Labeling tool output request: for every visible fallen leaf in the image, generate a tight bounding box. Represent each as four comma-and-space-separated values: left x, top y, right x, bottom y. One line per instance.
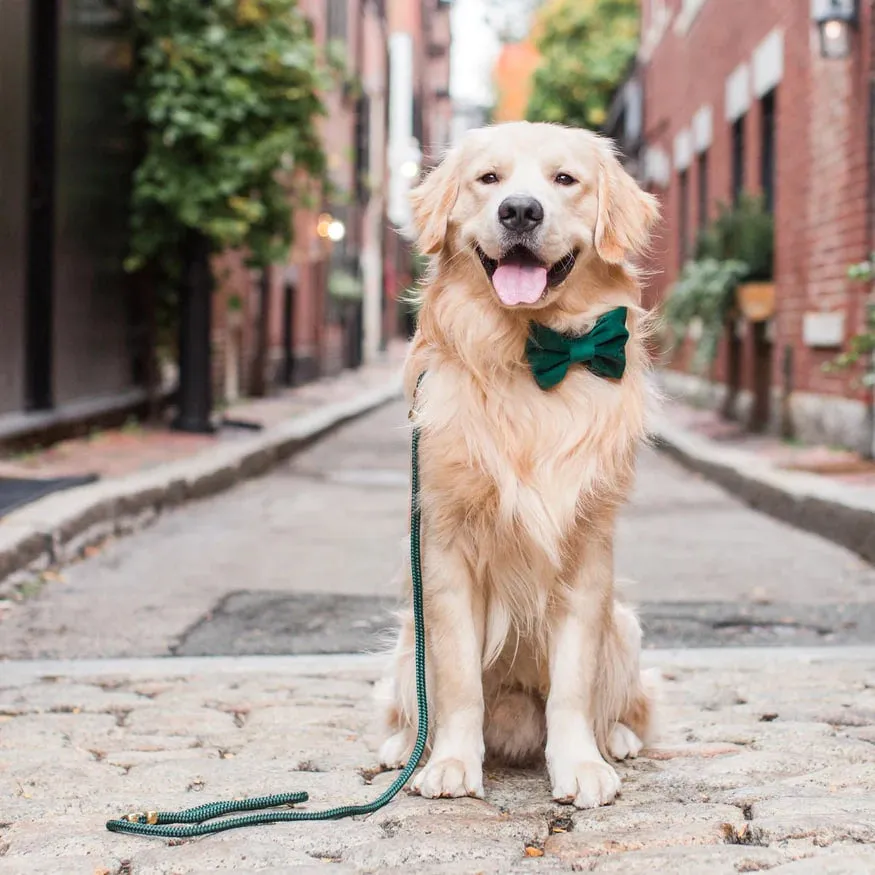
524, 846, 544, 857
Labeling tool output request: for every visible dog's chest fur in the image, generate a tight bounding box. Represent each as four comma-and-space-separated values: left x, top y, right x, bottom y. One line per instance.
417, 356, 645, 572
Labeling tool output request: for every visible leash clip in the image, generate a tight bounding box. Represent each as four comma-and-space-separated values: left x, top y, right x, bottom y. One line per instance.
125, 811, 158, 825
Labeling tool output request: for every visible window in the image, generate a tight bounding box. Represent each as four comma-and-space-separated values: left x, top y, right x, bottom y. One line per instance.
327, 0, 347, 42
354, 95, 370, 205
760, 90, 776, 213
697, 151, 709, 233
731, 116, 745, 205
678, 169, 689, 267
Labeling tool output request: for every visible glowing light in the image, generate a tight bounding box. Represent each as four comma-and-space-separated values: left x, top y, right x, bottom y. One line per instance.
824, 19, 843, 39
327, 220, 346, 242
316, 213, 333, 238
400, 160, 420, 179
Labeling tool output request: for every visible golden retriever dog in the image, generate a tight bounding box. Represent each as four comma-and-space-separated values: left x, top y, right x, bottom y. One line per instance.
378, 121, 660, 809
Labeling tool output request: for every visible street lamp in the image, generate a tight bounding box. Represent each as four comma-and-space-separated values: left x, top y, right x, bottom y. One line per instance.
812, 0, 858, 59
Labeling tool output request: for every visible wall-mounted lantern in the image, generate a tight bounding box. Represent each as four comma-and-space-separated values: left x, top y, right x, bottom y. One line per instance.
316, 213, 346, 243
811, 0, 858, 59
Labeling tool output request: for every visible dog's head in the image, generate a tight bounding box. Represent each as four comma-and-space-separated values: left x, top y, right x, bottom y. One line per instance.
410, 122, 659, 310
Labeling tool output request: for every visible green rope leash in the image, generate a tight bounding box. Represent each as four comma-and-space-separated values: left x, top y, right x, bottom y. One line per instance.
106, 396, 428, 838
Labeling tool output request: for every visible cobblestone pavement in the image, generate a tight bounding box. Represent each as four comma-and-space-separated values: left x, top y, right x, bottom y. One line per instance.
2, 649, 875, 874
3, 402, 875, 872
1, 402, 874, 659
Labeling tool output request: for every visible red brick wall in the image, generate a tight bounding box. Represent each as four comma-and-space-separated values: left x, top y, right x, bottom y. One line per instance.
642, 0, 872, 404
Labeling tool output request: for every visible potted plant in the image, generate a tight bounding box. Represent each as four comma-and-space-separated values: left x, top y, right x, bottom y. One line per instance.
697, 194, 775, 321
664, 257, 749, 373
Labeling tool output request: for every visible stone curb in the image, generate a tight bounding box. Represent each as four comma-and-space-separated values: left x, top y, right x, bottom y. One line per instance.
4, 645, 875, 684
653, 415, 875, 565
0, 377, 403, 591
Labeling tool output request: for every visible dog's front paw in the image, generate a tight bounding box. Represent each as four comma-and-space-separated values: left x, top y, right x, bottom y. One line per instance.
379, 730, 415, 769
412, 756, 484, 799
550, 759, 620, 809
607, 723, 643, 761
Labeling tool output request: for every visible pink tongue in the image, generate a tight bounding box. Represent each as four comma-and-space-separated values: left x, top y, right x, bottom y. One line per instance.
492, 264, 548, 306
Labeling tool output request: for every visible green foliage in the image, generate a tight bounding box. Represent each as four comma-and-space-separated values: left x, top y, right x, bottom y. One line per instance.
526, 0, 639, 130
848, 256, 875, 282
695, 194, 774, 281
665, 195, 773, 369
824, 256, 875, 388
127, 0, 327, 274
328, 269, 364, 300
664, 258, 749, 372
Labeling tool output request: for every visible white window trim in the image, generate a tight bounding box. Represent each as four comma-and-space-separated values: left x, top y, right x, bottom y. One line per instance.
725, 62, 752, 122
692, 105, 713, 154
643, 146, 671, 189
675, 0, 709, 36
674, 129, 692, 172
639, 0, 673, 63
753, 29, 784, 98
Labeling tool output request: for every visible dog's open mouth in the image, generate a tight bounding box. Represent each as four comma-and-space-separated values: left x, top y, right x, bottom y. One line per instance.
476, 245, 578, 306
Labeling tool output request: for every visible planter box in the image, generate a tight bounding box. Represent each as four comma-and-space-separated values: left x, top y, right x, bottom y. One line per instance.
736, 282, 775, 322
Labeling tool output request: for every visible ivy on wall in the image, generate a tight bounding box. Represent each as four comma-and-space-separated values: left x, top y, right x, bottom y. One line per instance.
127, 0, 327, 274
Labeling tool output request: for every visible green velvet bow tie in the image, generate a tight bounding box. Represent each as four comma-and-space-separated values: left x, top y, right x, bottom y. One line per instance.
525, 306, 629, 390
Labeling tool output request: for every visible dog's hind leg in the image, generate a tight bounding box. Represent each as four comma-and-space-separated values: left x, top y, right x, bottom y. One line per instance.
376, 609, 419, 768
595, 601, 660, 761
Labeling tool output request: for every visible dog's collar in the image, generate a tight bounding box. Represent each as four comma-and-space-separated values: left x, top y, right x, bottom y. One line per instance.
525, 307, 629, 390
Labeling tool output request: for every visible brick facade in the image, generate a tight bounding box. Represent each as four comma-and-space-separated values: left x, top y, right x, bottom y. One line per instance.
639, 0, 873, 451
211, 0, 390, 403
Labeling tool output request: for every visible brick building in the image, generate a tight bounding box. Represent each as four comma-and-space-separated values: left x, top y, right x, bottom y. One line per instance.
212, 0, 392, 400
385, 0, 453, 337
213, 0, 454, 400
634, 0, 874, 454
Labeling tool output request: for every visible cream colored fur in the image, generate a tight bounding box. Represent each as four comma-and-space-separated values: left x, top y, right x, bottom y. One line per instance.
378, 122, 661, 809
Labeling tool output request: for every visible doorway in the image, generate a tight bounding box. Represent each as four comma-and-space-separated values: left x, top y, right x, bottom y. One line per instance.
25, 0, 59, 411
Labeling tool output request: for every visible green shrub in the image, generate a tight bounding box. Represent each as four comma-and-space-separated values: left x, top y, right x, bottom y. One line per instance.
127, 0, 327, 274
665, 258, 749, 371
695, 194, 774, 281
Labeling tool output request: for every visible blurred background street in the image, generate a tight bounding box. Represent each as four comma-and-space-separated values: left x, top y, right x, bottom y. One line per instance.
2, 0, 875, 872
2, 402, 875, 662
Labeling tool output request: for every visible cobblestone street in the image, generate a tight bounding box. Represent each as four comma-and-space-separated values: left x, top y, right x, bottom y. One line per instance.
2, 650, 875, 873
2, 401, 875, 872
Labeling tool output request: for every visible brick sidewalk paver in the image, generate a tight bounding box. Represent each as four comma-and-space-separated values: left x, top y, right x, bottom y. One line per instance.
663, 400, 875, 489
0, 342, 408, 482
2, 649, 875, 873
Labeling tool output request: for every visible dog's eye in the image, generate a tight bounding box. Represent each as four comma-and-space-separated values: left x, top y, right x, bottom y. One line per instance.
554, 173, 577, 186
478, 172, 499, 185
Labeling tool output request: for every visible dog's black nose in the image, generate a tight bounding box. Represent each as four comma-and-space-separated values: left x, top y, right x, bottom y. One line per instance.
498, 196, 544, 232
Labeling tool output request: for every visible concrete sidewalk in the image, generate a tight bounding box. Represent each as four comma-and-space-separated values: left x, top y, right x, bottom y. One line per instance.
0, 346, 406, 594
653, 400, 875, 565
2, 648, 875, 874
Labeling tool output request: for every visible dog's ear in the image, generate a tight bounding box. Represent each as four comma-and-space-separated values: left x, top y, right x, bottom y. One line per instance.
593, 140, 659, 264
409, 149, 461, 256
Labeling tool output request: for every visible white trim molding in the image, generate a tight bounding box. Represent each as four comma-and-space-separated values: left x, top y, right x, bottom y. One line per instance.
675, 0, 709, 35
753, 29, 784, 98
673, 128, 692, 172
643, 146, 672, 189
639, 0, 673, 62
725, 62, 752, 122
692, 105, 713, 154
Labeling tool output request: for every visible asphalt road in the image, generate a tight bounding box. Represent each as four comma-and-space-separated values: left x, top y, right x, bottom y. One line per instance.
2, 401, 874, 660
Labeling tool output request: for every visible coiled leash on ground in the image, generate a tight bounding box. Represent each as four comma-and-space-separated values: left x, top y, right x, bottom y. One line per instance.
106, 389, 428, 838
